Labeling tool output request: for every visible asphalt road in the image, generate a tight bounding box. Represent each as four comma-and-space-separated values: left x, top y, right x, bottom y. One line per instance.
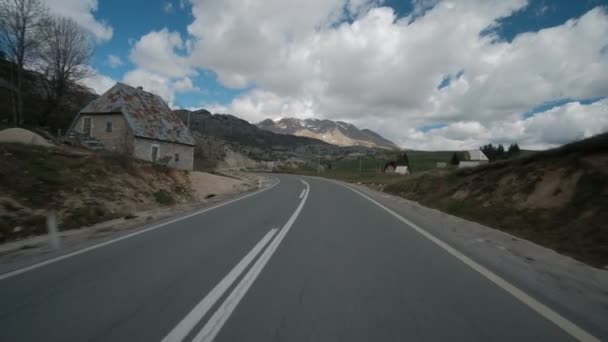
0, 175, 600, 341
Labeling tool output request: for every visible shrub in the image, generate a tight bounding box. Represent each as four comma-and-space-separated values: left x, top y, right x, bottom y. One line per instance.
154, 190, 175, 205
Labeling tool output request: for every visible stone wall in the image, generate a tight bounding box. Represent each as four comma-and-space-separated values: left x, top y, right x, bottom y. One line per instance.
73, 114, 129, 153
132, 138, 194, 170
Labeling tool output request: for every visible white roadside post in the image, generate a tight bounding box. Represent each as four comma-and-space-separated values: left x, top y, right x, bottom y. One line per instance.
259, 178, 262, 189
47, 210, 61, 250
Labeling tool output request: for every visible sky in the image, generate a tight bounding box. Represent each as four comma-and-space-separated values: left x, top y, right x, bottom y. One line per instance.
46, 0, 608, 150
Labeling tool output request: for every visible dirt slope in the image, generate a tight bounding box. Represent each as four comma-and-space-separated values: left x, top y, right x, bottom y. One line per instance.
0, 143, 194, 242
383, 133, 608, 267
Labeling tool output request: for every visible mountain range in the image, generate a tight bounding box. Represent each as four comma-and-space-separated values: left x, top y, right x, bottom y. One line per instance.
257, 118, 398, 149
173, 109, 388, 170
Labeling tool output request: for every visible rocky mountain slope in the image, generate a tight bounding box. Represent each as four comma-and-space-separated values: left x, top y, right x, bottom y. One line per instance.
174, 109, 390, 170
257, 118, 398, 149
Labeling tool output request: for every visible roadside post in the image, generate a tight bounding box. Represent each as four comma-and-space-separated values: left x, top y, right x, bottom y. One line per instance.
47, 210, 61, 250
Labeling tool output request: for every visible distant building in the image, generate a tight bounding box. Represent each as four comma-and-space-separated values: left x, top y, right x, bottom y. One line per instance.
69, 82, 195, 170
436, 162, 447, 168
458, 149, 489, 168
395, 166, 409, 175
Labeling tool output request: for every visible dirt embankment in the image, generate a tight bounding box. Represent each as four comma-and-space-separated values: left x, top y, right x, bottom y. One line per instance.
0, 143, 199, 242
0, 142, 263, 247
383, 133, 608, 268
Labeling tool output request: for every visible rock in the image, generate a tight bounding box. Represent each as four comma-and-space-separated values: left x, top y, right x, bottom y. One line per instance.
13, 226, 22, 233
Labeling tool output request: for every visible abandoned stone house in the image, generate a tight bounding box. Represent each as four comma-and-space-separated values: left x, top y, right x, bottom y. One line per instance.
69, 82, 195, 170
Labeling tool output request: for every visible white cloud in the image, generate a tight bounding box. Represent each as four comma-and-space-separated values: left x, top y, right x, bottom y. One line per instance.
106, 54, 123, 68
122, 69, 175, 105
164, 2, 174, 13
400, 99, 608, 150
180, 0, 608, 149
81, 68, 116, 95
43, 0, 113, 41
173, 77, 199, 93
129, 28, 195, 78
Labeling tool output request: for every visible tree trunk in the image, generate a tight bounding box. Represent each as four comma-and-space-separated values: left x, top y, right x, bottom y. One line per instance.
16, 69, 23, 125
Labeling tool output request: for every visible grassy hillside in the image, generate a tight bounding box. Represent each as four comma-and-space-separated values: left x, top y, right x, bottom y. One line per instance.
0, 143, 193, 242
382, 134, 608, 267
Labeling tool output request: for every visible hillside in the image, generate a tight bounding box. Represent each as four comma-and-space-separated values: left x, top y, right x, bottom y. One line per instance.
257, 117, 398, 149
0, 143, 194, 242
380, 133, 608, 267
174, 109, 390, 170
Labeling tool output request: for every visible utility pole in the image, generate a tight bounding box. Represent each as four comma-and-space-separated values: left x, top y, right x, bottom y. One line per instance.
359, 156, 362, 176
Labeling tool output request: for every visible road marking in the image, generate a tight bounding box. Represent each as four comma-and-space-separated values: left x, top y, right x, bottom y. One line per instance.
0, 178, 281, 282
342, 183, 600, 342
161, 228, 278, 342
299, 189, 306, 199
192, 180, 310, 342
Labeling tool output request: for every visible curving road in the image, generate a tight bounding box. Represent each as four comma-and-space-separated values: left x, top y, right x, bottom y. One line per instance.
0, 175, 602, 341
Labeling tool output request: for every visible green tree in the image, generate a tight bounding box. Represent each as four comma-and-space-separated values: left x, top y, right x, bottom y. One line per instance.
508, 143, 521, 156
450, 152, 460, 165
397, 152, 409, 166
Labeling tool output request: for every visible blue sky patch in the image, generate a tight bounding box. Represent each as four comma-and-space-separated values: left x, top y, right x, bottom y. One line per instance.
523, 97, 606, 118
437, 70, 464, 90
418, 123, 448, 133
483, 0, 606, 42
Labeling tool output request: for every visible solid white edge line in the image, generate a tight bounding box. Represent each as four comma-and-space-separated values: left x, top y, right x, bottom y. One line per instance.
0, 178, 281, 282
161, 228, 278, 342
192, 179, 311, 342
340, 182, 599, 342
299, 189, 306, 199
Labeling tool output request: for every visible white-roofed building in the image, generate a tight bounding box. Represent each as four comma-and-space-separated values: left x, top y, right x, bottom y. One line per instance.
458, 150, 489, 168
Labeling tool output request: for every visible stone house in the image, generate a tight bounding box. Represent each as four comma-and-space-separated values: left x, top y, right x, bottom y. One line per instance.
69, 82, 195, 170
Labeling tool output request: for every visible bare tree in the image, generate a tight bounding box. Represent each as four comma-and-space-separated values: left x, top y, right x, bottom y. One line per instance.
38, 16, 92, 125
0, 0, 47, 125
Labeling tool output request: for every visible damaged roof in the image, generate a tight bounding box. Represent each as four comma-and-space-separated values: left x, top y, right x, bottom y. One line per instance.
79, 82, 194, 146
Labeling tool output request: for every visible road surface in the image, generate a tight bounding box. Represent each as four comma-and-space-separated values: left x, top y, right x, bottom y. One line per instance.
0, 175, 602, 341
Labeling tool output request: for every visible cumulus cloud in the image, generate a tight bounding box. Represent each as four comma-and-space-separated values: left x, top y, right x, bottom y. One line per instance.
100, 0, 606, 148
123, 28, 202, 106
129, 28, 195, 78
106, 54, 123, 68
43, 0, 113, 41
401, 99, 608, 150
81, 68, 116, 95
122, 69, 176, 105
173, 77, 199, 93
179, 0, 608, 149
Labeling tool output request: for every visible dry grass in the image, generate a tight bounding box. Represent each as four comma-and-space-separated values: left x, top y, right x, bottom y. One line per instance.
0, 143, 193, 242
382, 134, 608, 267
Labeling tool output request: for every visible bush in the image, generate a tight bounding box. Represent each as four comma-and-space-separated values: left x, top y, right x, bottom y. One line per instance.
154, 190, 175, 205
